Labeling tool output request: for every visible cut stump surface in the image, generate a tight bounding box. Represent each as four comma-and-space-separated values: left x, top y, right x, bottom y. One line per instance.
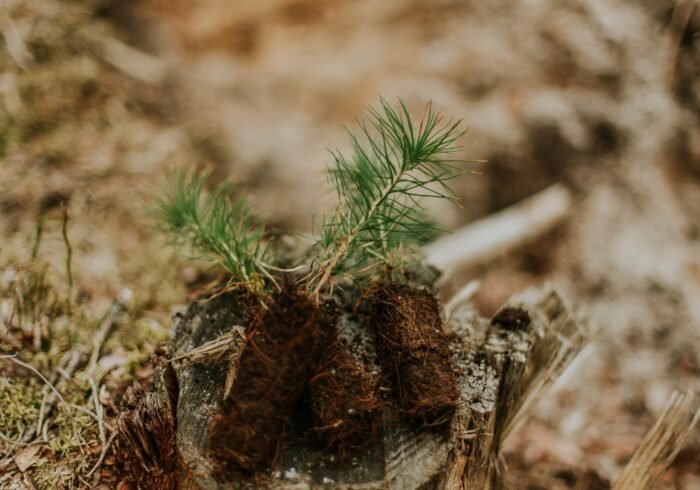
168, 287, 586, 489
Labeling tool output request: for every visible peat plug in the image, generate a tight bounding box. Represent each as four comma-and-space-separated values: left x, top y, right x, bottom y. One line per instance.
372, 284, 458, 427
209, 287, 328, 474
308, 333, 380, 451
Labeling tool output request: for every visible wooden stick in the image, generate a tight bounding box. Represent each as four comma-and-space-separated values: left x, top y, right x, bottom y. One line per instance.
424, 184, 572, 272
613, 391, 700, 490
443, 280, 480, 321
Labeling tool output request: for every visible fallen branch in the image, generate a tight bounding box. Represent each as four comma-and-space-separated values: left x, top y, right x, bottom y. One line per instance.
424, 184, 572, 272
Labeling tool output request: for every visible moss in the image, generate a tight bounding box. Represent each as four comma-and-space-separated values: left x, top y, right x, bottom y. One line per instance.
0, 377, 43, 440
0, 0, 193, 486
0, 250, 177, 486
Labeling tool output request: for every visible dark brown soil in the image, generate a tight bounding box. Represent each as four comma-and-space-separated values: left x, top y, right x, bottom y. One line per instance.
308, 335, 380, 452
209, 286, 329, 475
370, 284, 458, 428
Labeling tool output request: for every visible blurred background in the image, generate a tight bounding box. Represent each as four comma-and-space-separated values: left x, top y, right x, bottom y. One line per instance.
1, 0, 700, 487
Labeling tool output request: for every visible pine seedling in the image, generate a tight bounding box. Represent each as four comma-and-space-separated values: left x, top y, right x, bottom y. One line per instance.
305, 99, 470, 300
150, 168, 277, 294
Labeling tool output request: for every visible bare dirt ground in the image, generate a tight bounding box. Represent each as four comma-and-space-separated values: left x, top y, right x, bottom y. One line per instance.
1, 0, 699, 487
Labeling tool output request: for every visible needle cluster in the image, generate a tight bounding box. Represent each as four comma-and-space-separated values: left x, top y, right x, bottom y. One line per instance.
306, 99, 469, 297
150, 169, 274, 292
151, 100, 470, 298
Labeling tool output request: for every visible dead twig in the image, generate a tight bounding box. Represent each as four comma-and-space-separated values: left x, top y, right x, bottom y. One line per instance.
87, 305, 118, 376
443, 280, 480, 321
80, 304, 120, 480
88, 377, 106, 456
87, 430, 117, 478
89, 34, 166, 83
169, 325, 246, 365
61, 205, 73, 317
34, 349, 82, 444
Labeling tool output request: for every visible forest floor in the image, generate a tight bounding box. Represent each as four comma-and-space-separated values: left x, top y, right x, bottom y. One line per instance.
1, 0, 699, 488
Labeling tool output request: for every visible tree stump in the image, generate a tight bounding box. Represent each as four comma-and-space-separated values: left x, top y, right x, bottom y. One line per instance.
123, 287, 586, 489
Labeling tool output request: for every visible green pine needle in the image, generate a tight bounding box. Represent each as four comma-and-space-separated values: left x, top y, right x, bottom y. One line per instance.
306, 99, 471, 298
149, 168, 275, 292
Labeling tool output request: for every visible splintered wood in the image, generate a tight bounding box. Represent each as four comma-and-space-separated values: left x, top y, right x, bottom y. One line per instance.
163, 286, 588, 489
612, 391, 700, 490
115, 392, 177, 489
443, 287, 587, 490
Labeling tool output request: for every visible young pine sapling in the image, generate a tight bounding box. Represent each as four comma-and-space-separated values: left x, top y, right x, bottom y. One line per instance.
151, 99, 471, 474
306, 100, 468, 432
150, 168, 275, 294
151, 169, 330, 474
305, 100, 465, 299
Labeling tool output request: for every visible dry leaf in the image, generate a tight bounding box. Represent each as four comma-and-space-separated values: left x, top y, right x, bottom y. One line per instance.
14, 445, 40, 472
